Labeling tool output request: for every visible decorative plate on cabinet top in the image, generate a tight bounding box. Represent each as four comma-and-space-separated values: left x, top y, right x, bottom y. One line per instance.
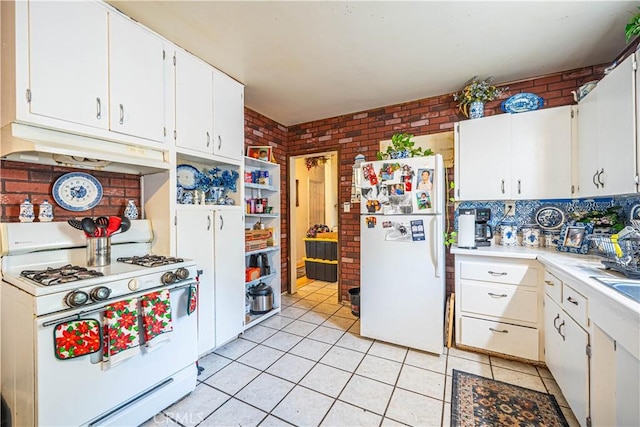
501, 93, 544, 114
176, 164, 200, 190
535, 206, 566, 230
52, 172, 103, 212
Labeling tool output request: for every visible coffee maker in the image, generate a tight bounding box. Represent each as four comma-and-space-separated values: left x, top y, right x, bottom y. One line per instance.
475, 208, 493, 246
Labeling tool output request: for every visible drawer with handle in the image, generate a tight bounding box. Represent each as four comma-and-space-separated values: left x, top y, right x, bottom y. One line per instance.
460, 260, 538, 287
461, 282, 538, 323
544, 270, 562, 303
562, 282, 588, 327
460, 316, 539, 361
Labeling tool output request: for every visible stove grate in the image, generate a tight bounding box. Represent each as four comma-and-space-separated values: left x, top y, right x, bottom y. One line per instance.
116, 254, 185, 268
20, 264, 104, 286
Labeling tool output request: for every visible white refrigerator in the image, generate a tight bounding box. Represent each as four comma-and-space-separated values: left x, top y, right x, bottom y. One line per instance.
359, 154, 445, 354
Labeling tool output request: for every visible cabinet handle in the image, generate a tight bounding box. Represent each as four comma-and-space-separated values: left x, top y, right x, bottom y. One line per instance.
206, 132, 211, 148
219, 214, 224, 230
517, 179, 521, 194
488, 292, 507, 298
501, 179, 505, 194
558, 320, 566, 341
544, 280, 555, 286
119, 104, 124, 125
488, 271, 507, 276
597, 168, 605, 187
96, 97, 102, 119
207, 215, 211, 231
218, 135, 222, 150
489, 328, 509, 334
592, 170, 599, 188
566, 296, 579, 305
553, 314, 560, 330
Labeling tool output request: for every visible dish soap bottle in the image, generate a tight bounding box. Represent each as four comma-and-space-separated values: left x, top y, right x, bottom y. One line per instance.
124, 200, 139, 220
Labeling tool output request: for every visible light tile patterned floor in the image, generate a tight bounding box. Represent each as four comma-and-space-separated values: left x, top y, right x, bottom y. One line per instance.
141, 280, 580, 427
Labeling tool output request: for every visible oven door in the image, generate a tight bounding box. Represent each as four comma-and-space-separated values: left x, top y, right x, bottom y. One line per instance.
35, 282, 197, 426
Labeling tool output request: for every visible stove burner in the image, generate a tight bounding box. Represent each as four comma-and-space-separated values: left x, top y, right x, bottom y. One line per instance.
20, 264, 104, 286
117, 254, 184, 268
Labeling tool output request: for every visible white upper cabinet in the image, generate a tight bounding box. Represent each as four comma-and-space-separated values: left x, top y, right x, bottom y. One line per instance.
174, 50, 214, 154
577, 54, 637, 197
28, 1, 108, 130
455, 106, 574, 201
108, 13, 167, 142
511, 106, 573, 199
213, 70, 245, 162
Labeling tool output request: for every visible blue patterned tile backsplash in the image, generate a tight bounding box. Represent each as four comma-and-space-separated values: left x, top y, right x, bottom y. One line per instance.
455, 195, 640, 232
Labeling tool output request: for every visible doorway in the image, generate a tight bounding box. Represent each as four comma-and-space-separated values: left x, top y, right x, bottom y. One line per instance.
289, 151, 339, 295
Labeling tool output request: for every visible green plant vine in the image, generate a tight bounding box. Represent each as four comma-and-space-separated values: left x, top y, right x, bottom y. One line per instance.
443, 177, 457, 247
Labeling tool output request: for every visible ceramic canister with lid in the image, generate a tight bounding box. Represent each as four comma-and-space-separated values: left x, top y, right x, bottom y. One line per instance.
521, 224, 541, 247
500, 219, 518, 246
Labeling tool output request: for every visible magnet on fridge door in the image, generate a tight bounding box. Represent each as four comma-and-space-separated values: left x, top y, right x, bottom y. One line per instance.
366, 216, 377, 228
416, 191, 431, 210
382, 221, 392, 228
411, 220, 425, 241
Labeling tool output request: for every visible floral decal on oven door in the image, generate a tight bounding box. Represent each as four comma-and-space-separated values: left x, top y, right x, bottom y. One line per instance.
53, 319, 102, 360
141, 289, 173, 343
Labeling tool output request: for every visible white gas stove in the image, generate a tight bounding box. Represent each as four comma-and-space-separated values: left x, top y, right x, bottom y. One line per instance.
1, 220, 198, 427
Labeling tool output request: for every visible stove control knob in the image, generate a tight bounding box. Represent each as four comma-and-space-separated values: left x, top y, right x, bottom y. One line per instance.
90, 286, 111, 301
65, 290, 89, 308
128, 279, 139, 291
175, 268, 190, 281
161, 271, 176, 285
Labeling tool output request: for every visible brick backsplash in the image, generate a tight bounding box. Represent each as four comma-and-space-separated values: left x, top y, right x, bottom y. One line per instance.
0, 161, 141, 222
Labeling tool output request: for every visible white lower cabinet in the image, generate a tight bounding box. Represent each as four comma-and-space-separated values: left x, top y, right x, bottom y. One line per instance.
454, 255, 542, 361
176, 208, 244, 355
543, 270, 590, 427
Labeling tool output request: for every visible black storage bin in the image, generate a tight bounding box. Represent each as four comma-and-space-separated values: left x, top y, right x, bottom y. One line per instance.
304, 259, 338, 282
304, 239, 338, 261
348, 287, 360, 317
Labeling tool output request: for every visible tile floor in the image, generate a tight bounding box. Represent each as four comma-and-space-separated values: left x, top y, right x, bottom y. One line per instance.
142, 280, 580, 427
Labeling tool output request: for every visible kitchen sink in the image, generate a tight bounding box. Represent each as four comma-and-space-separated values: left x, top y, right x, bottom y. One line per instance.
591, 276, 640, 304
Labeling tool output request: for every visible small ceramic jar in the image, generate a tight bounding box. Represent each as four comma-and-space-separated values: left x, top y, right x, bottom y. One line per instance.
545, 231, 561, 248
500, 220, 518, 246
124, 200, 139, 220
38, 199, 54, 222
19, 198, 35, 223
521, 224, 540, 248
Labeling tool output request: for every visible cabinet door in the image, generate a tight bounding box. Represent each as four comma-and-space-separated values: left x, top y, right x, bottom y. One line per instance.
615, 343, 640, 426
175, 50, 213, 153
558, 311, 589, 427
28, 1, 108, 129
213, 210, 245, 346
576, 87, 600, 197
456, 114, 511, 200
511, 107, 573, 199
544, 295, 563, 382
176, 210, 216, 355
597, 55, 637, 195
590, 323, 616, 427
109, 13, 166, 142
213, 70, 245, 161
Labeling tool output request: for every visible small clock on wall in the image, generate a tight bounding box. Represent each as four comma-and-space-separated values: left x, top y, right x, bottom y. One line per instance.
52, 172, 103, 211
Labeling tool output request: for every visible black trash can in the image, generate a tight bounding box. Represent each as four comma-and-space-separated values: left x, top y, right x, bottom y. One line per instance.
348, 287, 360, 317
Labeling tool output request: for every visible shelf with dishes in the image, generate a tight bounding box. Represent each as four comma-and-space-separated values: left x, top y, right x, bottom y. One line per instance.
245, 245, 280, 257
245, 271, 279, 287
175, 157, 241, 207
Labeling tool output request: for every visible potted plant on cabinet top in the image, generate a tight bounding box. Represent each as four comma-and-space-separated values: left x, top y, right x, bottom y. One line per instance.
626, 6, 640, 43
376, 133, 433, 160
453, 76, 507, 119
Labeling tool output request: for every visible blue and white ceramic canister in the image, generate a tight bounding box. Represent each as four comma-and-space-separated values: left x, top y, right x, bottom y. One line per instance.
19, 198, 35, 223
38, 199, 54, 222
124, 200, 139, 220
521, 224, 540, 248
500, 220, 518, 246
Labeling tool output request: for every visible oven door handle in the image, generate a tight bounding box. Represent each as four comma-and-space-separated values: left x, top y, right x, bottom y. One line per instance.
42, 282, 195, 327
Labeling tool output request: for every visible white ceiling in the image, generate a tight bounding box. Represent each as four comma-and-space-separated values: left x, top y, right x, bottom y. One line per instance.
108, 1, 638, 126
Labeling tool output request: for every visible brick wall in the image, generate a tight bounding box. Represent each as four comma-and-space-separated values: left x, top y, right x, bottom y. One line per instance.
244, 108, 289, 291
0, 161, 141, 222
286, 63, 607, 301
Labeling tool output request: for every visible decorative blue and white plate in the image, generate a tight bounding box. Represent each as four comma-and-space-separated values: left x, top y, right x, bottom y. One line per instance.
535, 206, 565, 230
176, 164, 200, 190
52, 172, 103, 212
501, 93, 544, 114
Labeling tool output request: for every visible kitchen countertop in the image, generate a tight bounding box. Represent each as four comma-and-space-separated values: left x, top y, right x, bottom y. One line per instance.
451, 244, 640, 359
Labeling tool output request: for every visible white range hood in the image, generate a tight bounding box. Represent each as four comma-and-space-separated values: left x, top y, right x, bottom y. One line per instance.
1, 122, 171, 175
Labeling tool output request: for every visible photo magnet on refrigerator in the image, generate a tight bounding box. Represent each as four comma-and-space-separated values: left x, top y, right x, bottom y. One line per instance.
411, 220, 425, 241
366, 216, 377, 228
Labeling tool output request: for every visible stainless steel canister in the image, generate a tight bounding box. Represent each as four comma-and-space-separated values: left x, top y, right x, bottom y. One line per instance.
86, 237, 111, 267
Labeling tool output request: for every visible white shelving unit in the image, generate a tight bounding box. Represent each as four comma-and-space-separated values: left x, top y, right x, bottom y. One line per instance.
244, 156, 281, 329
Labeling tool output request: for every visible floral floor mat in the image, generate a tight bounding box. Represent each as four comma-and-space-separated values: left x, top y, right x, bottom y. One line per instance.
451, 369, 569, 427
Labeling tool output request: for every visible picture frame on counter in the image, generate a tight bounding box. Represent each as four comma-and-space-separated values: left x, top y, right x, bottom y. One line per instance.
557, 222, 594, 255
247, 146, 273, 162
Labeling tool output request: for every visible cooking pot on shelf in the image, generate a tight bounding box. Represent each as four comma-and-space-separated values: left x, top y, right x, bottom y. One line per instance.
247, 282, 273, 314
